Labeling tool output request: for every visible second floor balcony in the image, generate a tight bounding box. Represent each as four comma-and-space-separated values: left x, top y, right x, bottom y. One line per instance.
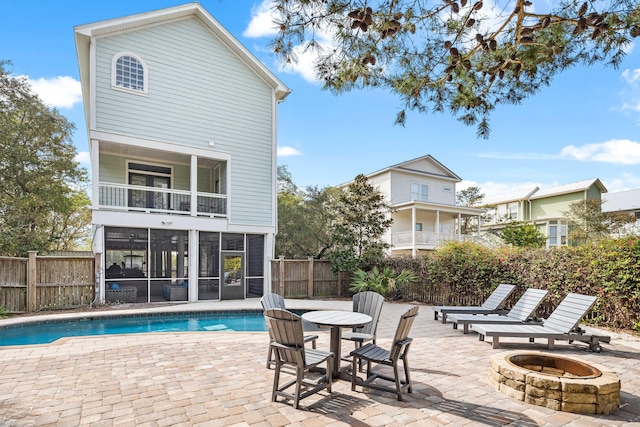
98, 183, 226, 217
391, 231, 476, 249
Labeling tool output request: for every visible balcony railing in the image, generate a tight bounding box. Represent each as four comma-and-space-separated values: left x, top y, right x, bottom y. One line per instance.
391, 231, 475, 247
98, 183, 227, 217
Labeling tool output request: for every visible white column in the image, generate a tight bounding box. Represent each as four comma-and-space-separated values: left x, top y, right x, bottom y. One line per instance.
436, 210, 440, 244
411, 206, 417, 258
189, 229, 198, 302
90, 139, 100, 211
190, 155, 198, 216
458, 213, 462, 240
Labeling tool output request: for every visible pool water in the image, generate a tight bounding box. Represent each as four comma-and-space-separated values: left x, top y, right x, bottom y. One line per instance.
0, 312, 268, 346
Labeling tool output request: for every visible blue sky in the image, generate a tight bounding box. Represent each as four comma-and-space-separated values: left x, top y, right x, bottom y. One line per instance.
2, 0, 640, 197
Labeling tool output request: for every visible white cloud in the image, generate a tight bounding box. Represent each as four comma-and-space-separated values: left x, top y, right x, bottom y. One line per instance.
243, 0, 333, 84
277, 146, 302, 156
23, 75, 82, 109
622, 68, 640, 87
277, 43, 329, 83
560, 139, 640, 165
602, 173, 640, 193
243, 1, 278, 38
75, 151, 90, 164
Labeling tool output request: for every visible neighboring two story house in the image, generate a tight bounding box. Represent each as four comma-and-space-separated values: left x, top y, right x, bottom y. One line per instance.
481, 179, 607, 248
352, 155, 485, 257
75, 4, 290, 303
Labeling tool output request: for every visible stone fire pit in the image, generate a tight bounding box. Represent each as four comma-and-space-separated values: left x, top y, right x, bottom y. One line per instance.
488, 352, 620, 414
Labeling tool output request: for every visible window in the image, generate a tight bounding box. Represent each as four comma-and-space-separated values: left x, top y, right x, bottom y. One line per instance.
485, 208, 495, 223
549, 221, 558, 246
415, 223, 423, 232
508, 203, 518, 220
127, 162, 172, 210
112, 53, 146, 93
548, 220, 568, 247
411, 182, 428, 202
442, 185, 452, 193
497, 204, 507, 220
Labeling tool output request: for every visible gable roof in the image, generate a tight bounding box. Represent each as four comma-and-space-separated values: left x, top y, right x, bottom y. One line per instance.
602, 188, 640, 212
482, 179, 607, 206
365, 154, 462, 182
482, 187, 539, 206
529, 178, 607, 199
75, 3, 290, 126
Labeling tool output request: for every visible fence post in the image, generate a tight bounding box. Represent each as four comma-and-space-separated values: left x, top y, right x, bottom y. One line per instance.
307, 257, 314, 298
278, 256, 285, 296
27, 251, 37, 312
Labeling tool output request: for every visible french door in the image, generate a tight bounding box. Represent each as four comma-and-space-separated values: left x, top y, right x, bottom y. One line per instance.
128, 173, 170, 210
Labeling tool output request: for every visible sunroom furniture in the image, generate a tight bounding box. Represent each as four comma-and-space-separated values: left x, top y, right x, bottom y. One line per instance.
163, 285, 188, 301
431, 283, 515, 323
447, 288, 548, 333
263, 308, 334, 409
105, 286, 137, 303
350, 306, 419, 401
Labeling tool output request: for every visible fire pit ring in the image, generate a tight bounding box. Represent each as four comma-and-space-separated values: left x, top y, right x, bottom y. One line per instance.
488, 352, 620, 414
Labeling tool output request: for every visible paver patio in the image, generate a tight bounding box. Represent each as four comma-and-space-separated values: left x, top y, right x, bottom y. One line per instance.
0, 299, 638, 426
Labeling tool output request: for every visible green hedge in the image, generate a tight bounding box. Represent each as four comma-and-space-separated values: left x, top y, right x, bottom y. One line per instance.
381, 238, 640, 332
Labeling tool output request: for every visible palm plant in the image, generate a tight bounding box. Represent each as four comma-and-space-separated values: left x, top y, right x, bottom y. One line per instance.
349, 266, 419, 297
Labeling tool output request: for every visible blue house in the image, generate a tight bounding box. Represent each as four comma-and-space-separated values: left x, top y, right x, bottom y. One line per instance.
75, 4, 290, 302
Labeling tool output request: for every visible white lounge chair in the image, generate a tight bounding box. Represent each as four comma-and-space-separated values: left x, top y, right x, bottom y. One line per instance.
473, 293, 611, 352
447, 288, 548, 334
431, 283, 515, 324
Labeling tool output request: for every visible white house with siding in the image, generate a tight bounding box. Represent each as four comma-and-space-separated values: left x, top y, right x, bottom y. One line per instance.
75, 3, 290, 303
350, 155, 485, 257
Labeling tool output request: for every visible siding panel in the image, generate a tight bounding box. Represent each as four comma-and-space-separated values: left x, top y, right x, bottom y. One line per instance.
94, 17, 276, 226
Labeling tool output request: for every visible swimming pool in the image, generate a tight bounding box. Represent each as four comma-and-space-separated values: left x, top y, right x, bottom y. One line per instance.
0, 311, 269, 346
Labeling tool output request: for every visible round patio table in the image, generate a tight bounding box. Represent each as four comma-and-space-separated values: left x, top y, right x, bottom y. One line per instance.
302, 310, 372, 379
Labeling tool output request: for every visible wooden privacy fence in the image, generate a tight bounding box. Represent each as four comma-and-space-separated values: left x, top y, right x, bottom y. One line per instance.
270, 257, 352, 298
0, 251, 98, 313
269, 257, 489, 305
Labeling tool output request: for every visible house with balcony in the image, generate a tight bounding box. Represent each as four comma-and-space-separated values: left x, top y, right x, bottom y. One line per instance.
74, 4, 290, 303
350, 155, 485, 257
481, 178, 607, 248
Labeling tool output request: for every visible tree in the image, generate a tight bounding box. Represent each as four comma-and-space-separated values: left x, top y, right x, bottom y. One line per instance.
0, 61, 89, 256
275, 165, 337, 258
270, 1, 639, 137
328, 174, 393, 273
564, 198, 635, 245
500, 221, 546, 247
456, 185, 484, 234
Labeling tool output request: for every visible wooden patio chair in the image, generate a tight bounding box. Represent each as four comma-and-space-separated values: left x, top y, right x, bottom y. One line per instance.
342, 291, 384, 371
431, 283, 516, 323
263, 308, 333, 409
261, 293, 319, 368
350, 306, 419, 401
